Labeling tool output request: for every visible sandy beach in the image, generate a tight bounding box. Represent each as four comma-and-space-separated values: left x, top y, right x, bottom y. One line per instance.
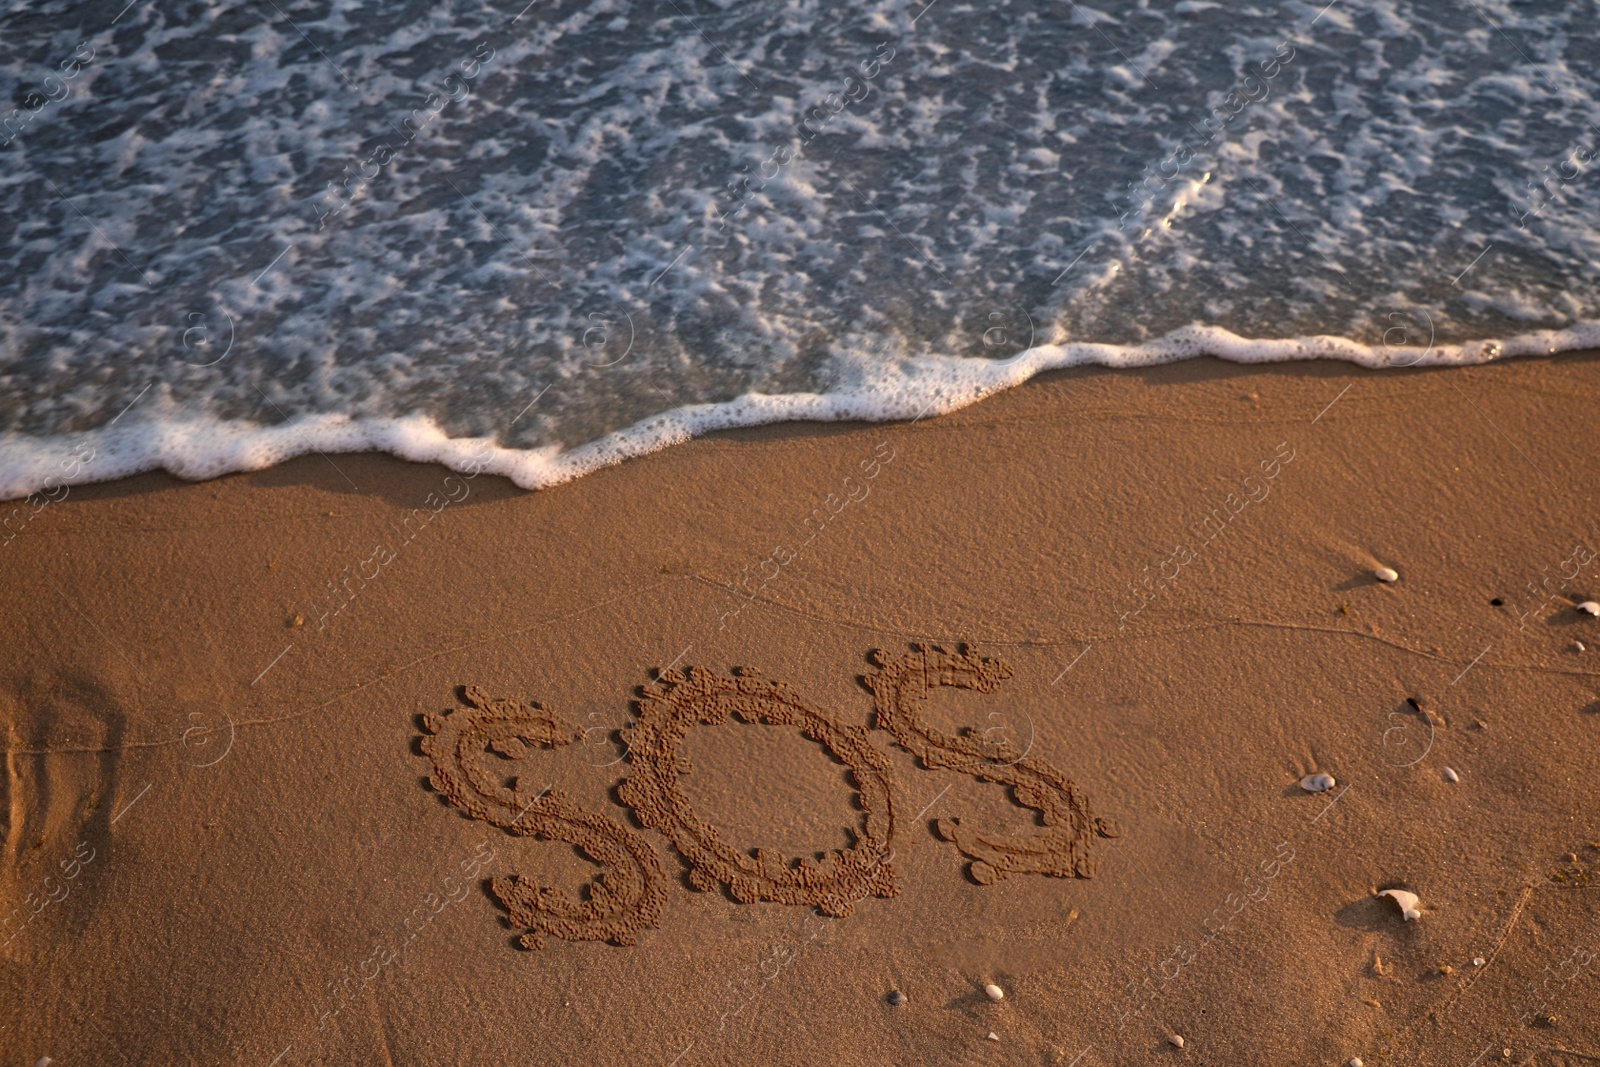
5, 353, 1600, 1066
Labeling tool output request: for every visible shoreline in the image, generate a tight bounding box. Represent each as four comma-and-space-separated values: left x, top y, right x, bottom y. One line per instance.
4, 328, 1599, 505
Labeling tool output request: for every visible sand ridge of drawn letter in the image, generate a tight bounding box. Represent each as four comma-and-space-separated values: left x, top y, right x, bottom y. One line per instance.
864, 644, 1121, 883
420, 685, 668, 949
617, 665, 899, 917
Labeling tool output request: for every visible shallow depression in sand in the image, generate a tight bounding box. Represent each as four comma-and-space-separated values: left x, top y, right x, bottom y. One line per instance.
677, 717, 861, 861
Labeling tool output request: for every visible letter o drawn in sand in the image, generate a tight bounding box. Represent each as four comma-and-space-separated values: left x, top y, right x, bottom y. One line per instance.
617, 665, 899, 917
420, 686, 668, 950
863, 644, 1121, 884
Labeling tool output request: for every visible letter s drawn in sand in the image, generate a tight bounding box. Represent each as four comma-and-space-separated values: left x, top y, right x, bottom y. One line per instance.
863, 644, 1120, 885
420, 686, 668, 949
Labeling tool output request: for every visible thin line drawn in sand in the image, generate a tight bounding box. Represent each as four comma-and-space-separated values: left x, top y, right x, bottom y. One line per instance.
1372, 884, 1600, 1067
420, 685, 667, 949
617, 665, 899, 917
1446, 885, 1537, 1011
863, 643, 1120, 884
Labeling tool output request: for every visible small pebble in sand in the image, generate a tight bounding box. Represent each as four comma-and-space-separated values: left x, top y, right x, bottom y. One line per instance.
986, 1031, 1000, 1042
1379, 888, 1422, 921
1443, 767, 1460, 783
1349, 1058, 1364, 1067
1169, 1034, 1185, 1049
887, 991, 905, 1006
1301, 772, 1337, 792
1565, 852, 1579, 863
1501, 1050, 1512, 1060
37, 1059, 52, 1067
1374, 566, 1399, 583
984, 983, 1004, 1001
1572, 641, 1586, 653
1579, 601, 1600, 616
1473, 956, 1486, 966
1439, 964, 1454, 976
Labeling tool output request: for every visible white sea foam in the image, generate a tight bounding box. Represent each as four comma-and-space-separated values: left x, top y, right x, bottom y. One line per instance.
4, 320, 1595, 501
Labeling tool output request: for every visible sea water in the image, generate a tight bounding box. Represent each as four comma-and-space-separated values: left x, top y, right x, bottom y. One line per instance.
0, 0, 1595, 497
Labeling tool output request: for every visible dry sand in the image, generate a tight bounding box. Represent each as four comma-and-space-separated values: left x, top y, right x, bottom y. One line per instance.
5, 354, 1600, 1065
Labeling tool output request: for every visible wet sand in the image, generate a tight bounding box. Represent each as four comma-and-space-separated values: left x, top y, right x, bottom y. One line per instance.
5, 353, 1600, 1065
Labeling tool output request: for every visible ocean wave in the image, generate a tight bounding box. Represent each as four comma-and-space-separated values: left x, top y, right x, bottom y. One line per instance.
3, 320, 1594, 501
3, 0, 1598, 499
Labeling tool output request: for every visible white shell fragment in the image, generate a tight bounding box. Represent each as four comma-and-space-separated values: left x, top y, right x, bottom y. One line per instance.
1301, 772, 1337, 792
986, 1032, 1000, 1042
1350, 1059, 1365, 1067
1380, 888, 1422, 921
984, 983, 1004, 1001
1169, 1034, 1185, 1049
1579, 601, 1599, 616
1473, 956, 1486, 967
1443, 767, 1460, 783
1374, 566, 1399, 583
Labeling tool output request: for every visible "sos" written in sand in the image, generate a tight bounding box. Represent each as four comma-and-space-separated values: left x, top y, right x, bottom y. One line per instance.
418, 644, 1120, 950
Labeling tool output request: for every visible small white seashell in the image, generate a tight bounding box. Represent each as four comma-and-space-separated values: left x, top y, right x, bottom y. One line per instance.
1301, 772, 1337, 792
986, 1031, 1000, 1042
1473, 956, 1486, 967
1579, 601, 1599, 616
1379, 888, 1422, 921
1350, 1058, 1365, 1067
1169, 1034, 1185, 1049
1574, 641, 1587, 653
1374, 566, 1399, 583
984, 983, 1004, 1001
1443, 767, 1460, 783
